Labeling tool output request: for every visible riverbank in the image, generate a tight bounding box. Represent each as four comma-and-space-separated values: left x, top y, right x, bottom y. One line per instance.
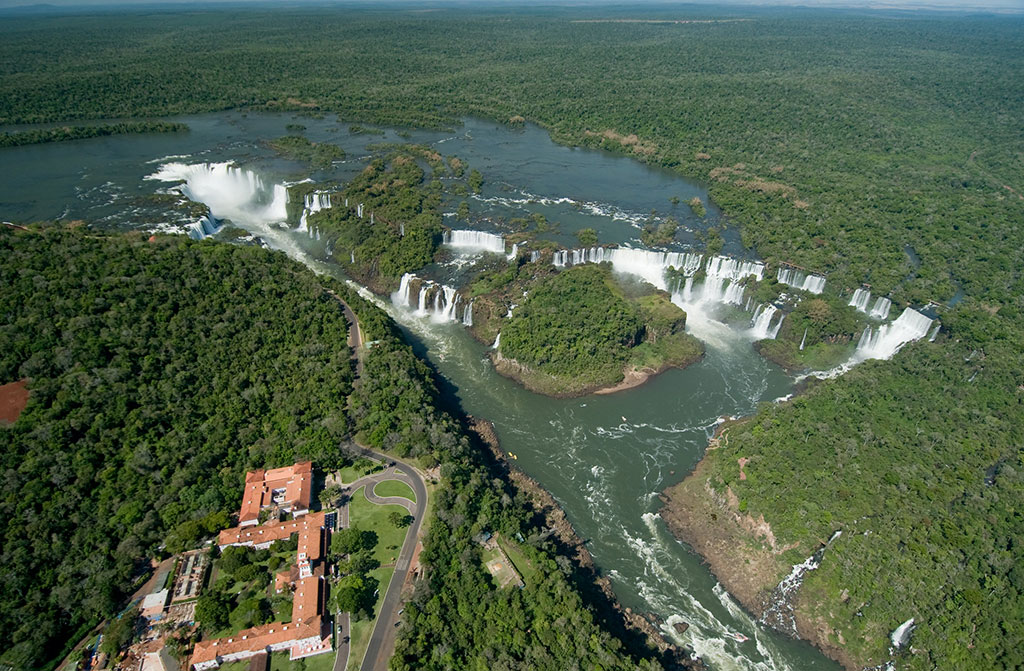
468, 417, 702, 670
659, 424, 859, 671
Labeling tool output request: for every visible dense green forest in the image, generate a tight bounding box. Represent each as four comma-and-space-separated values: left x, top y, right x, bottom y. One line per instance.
496, 264, 702, 395
268, 134, 344, 170
0, 121, 186, 147
670, 304, 1024, 669
0, 227, 355, 670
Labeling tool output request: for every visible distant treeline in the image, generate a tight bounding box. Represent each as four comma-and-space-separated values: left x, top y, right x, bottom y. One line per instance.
0, 121, 187, 147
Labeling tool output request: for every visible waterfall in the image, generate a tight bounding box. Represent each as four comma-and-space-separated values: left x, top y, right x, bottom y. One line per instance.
870, 296, 892, 320
668, 254, 761, 309
187, 213, 221, 240
443, 229, 506, 254
777, 267, 826, 294
550, 246, 705, 290
705, 255, 765, 282
750, 304, 784, 339
890, 618, 915, 649
928, 324, 940, 342
849, 287, 871, 313
357, 203, 364, 218
799, 328, 807, 350
146, 162, 288, 233
390, 272, 473, 324
298, 191, 332, 233
507, 243, 519, 261
530, 250, 540, 263
760, 531, 841, 637
492, 332, 501, 349
856, 308, 933, 361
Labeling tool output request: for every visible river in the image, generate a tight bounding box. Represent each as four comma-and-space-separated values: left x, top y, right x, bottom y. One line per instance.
0, 111, 840, 671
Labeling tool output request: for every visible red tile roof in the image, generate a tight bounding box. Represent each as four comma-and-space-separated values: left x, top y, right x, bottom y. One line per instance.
238, 461, 313, 524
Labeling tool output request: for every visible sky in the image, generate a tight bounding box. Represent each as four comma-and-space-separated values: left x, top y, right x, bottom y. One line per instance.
0, 0, 1021, 12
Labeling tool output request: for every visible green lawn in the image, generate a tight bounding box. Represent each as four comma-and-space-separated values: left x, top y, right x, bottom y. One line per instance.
371, 479, 416, 502
349, 488, 408, 568
337, 457, 379, 484
269, 649, 335, 671
215, 661, 252, 671
342, 487, 410, 670
497, 537, 539, 587
344, 564, 394, 671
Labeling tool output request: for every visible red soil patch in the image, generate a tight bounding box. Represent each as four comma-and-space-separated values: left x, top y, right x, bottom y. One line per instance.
0, 379, 29, 425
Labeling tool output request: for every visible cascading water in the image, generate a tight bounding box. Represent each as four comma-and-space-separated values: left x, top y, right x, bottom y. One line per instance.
298, 191, 332, 233
530, 250, 540, 263
443, 229, 506, 254
760, 531, 842, 637
187, 213, 221, 240
147, 162, 289, 244
777, 267, 826, 294
750, 304, 784, 340
849, 287, 871, 313
550, 246, 704, 290
870, 297, 892, 320
890, 618, 915, 649
391, 272, 473, 324
507, 243, 519, 261
799, 328, 807, 351
855, 308, 933, 361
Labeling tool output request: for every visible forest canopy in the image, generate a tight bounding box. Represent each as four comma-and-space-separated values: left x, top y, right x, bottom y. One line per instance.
0, 227, 355, 669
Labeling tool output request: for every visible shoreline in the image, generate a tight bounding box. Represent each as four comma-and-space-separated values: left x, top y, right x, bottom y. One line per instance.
467, 417, 703, 670
491, 349, 703, 399
658, 422, 859, 671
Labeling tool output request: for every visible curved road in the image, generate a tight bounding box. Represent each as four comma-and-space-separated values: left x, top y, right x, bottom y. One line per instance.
330, 296, 428, 671
356, 451, 427, 671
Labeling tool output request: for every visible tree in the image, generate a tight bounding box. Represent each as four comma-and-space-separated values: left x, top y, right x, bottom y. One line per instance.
576, 228, 598, 246
388, 511, 413, 528
194, 594, 230, 633
99, 607, 139, 659
332, 527, 377, 555
320, 484, 344, 509
229, 597, 272, 631
330, 574, 377, 615
218, 546, 254, 575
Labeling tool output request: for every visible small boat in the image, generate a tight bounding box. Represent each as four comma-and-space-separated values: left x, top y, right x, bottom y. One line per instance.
621, 416, 627, 422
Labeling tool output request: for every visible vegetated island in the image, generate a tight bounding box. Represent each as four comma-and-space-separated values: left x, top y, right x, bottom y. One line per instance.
268, 134, 345, 169
0, 121, 188, 147
472, 262, 704, 397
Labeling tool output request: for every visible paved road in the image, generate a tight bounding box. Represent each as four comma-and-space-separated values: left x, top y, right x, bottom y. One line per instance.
333, 611, 351, 671
358, 452, 428, 671
330, 292, 363, 351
